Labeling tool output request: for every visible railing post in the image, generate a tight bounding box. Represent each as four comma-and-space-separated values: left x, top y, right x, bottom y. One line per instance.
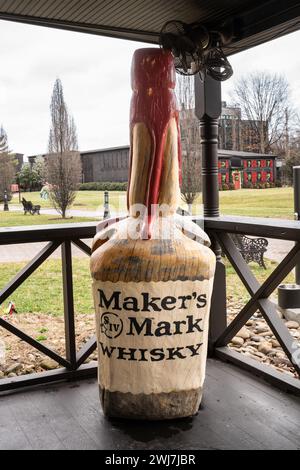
61, 240, 77, 369
293, 166, 300, 284
195, 74, 227, 353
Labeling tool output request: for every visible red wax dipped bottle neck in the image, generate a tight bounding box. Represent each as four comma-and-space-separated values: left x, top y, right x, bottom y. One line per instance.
131, 48, 176, 90
128, 48, 182, 236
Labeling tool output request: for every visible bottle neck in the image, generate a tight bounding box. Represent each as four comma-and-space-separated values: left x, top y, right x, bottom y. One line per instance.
128, 117, 181, 217
127, 48, 181, 228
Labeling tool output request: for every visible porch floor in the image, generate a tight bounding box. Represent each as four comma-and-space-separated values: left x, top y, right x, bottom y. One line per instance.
0, 359, 299, 450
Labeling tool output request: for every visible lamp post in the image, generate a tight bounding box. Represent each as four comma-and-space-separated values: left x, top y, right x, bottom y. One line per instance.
103, 190, 110, 219
3, 190, 9, 211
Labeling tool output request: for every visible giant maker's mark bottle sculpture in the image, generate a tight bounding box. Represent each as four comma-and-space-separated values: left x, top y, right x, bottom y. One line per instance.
90, 48, 216, 420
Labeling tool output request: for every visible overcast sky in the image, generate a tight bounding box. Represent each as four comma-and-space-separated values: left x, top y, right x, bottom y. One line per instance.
0, 19, 300, 158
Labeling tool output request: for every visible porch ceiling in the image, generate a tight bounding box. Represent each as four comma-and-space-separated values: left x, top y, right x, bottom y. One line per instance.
0, 0, 300, 55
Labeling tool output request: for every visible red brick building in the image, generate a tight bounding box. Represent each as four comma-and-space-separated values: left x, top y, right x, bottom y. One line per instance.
218, 150, 276, 189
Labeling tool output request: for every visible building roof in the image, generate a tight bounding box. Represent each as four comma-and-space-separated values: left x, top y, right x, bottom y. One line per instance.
218, 149, 276, 159
0, 1, 299, 56
28, 147, 277, 159
81, 146, 130, 155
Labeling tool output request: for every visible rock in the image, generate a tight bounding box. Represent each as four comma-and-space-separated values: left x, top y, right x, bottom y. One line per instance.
272, 357, 291, 367
285, 321, 299, 329
246, 320, 254, 326
5, 363, 22, 374
279, 306, 300, 325
247, 341, 259, 348
236, 327, 251, 339
251, 335, 264, 342
259, 331, 272, 337
231, 336, 244, 347
271, 339, 280, 348
0, 371, 4, 378
252, 351, 266, 359
40, 359, 58, 371
24, 366, 35, 374
258, 342, 273, 355
255, 325, 270, 334
7, 372, 17, 378
243, 345, 257, 354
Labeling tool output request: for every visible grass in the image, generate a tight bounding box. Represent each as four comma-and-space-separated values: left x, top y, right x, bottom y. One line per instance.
12, 191, 127, 212
0, 256, 294, 317
219, 187, 293, 219
193, 187, 294, 218
0, 257, 94, 316
225, 258, 294, 307
12, 187, 294, 220
0, 212, 99, 227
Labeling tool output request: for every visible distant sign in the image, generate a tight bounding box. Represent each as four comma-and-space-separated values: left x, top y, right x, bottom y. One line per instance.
11, 184, 19, 193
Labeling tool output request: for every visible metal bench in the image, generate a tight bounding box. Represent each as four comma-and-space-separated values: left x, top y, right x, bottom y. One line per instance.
231, 234, 268, 269
21, 197, 41, 215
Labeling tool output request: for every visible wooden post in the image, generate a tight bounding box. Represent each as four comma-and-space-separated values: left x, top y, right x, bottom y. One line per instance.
61, 241, 77, 369
195, 74, 227, 353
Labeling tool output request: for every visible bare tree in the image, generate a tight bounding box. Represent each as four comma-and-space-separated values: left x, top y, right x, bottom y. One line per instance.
232, 72, 290, 153
176, 75, 201, 211
0, 125, 15, 201
46, 79, 81, 218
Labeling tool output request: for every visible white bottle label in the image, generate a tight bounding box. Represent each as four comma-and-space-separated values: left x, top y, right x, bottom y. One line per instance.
93, 279, 214, 395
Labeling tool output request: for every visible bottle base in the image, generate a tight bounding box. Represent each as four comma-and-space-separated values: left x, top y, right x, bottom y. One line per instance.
99, 386, 203, 420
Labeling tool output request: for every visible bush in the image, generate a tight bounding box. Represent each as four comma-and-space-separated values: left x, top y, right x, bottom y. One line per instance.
229, 183, 235, 190
243, 182, 253, 189
221, 183, 229, 191
255, 182, 266, 189
79, 181, 128, 191
275, 181, 282, 188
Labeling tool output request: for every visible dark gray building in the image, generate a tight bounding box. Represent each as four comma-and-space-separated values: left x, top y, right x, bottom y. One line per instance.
81, 146, 129, 183
13, 153, 24, 173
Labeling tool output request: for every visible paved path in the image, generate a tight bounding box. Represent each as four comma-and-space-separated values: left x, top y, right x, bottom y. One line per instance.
0, 232, 294, 264
265, 238, 294, 263
9, 205, 103, 218
0, 240, 93, 262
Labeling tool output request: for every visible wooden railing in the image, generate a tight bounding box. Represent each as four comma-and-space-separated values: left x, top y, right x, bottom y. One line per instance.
204, 215, 300, 396
0, 222, 98, 392
0, 217, 299, 395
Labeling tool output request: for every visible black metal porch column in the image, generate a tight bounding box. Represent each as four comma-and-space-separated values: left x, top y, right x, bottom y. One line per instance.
195, 74, 227, 352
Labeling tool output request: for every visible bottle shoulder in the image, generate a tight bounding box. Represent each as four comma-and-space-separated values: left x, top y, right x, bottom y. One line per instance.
90, 218, 215, 283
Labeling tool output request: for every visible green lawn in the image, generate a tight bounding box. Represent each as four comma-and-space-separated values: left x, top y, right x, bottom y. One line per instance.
0, 258, 93, 316
12, 191, 126, 212
0, 256, 293, 316
0, 212, 99, 227
226, 258, 294, 306
194, 187, 293, 218
218, 187, 293, 219
12, 187, 294, 220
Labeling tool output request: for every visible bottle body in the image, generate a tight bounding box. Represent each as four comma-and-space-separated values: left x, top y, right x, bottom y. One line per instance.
91, 218, 215, 419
